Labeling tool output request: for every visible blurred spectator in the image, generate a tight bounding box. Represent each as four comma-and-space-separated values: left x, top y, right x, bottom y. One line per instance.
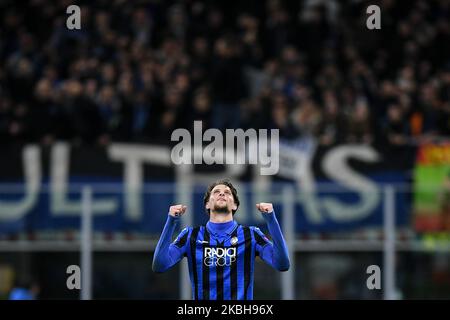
317, 91, 347, 145
186, 87, 213, 131
347, 98, 373, 144
0, 0, 448, 146
292, 99, 322, 138
9, 276, 40, 300
382, 104, 411, 146
211, 36, 247, 131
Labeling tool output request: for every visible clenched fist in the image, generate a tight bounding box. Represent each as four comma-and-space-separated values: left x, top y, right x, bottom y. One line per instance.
169, 204, 187, 217
256, 203, 273, 214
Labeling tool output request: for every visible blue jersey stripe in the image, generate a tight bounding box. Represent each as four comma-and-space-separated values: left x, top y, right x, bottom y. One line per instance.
222, 233, 235, 300
186, 228, 194, 298
236, 226, 246, 300
202, 227, 210, 300
243, 227, 252, 300
187, 223, 260, 300
248, 228, 257, 300
208, 237, 217, 300
196, 228, 204, 299
230, 227, 238, 300
216, 240, 224, 300
223, 265, 231, 300
189, 227, 200, 300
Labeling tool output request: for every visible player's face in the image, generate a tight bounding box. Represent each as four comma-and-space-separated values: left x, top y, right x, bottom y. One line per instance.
206, 184, 237, 214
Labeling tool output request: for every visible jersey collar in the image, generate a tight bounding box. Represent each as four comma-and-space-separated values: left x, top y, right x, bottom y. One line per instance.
206, 220, 238, 237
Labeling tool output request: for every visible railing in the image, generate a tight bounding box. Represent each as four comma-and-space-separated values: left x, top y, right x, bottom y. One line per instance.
1, 182, 449, 300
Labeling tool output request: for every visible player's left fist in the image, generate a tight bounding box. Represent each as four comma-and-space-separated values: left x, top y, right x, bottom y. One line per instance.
256, 203, 273, 214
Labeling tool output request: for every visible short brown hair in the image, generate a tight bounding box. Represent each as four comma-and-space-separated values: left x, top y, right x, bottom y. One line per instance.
203, 179, 240, 215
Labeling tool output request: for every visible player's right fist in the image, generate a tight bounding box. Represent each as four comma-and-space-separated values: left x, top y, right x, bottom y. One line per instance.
169, 204, 187, 217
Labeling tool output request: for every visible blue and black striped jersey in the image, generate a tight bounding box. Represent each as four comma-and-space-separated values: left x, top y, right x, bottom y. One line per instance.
153, 213, 290, 300
173, 222, 273, 300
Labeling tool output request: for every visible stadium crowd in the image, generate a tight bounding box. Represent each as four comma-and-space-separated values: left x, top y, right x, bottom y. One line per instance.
0, 0, 449, 147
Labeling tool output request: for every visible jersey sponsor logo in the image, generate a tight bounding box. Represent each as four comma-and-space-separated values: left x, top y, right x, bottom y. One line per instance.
203, 247, 236, 267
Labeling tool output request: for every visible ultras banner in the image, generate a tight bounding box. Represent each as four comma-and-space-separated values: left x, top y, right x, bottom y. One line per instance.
0, 141, 415, 234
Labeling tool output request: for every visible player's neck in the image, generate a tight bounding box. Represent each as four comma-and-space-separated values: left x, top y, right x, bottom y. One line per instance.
209, 212, 233, 223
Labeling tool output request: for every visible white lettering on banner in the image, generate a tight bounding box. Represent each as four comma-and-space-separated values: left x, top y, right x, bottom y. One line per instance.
0, 145, 40, 221
0, 143, 385, 227
278, 141, 382, 224
278, 138, 323, 223
51, 143, 117, 217
322, 145, 381, 222
278, 138, 315, 180
108, 144, 172, 221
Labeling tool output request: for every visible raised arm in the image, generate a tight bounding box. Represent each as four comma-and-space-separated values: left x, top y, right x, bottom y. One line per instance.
254, 203, 290, 272
152, 205, 189, 273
